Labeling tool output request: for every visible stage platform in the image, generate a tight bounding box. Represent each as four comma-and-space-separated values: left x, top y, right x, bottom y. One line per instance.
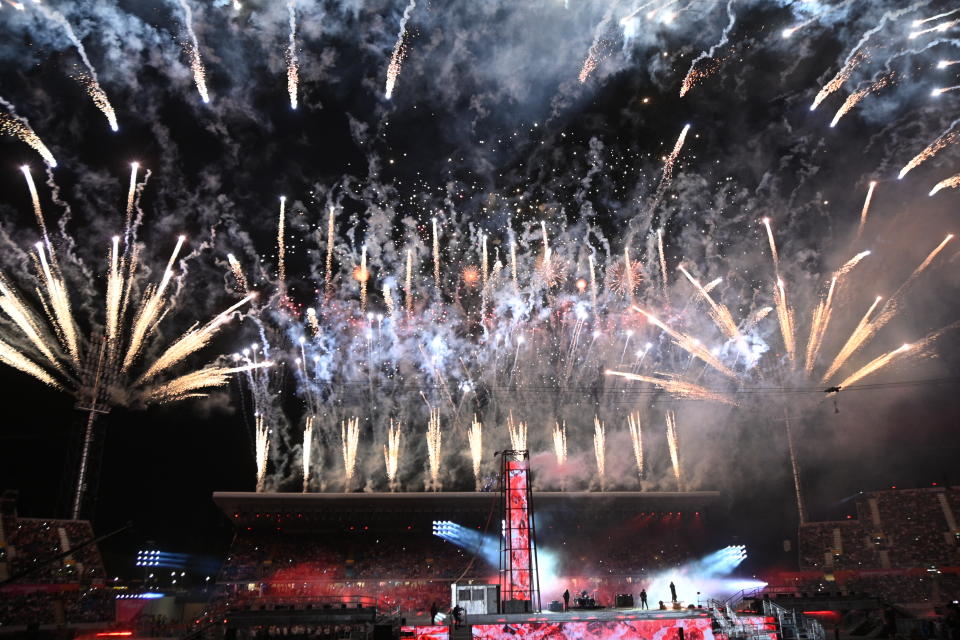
464, 606, 713, 625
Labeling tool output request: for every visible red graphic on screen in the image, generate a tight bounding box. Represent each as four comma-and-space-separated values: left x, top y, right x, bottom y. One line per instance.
401, 625, 451, 640
506, 459, 531, 601
472, 617, 716, 640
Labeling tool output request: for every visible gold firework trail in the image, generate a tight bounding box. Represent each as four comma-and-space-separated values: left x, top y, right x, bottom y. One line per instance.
286, 0, 299, 110
277, 196, 287, 296
302, 416, 314, 492
678, 265, 744, 347
255, 415, 270, 492
628, 411, 643, 477
821, 295, 882, 383
633, 307, 738, 378
383, 282, 395, 317
553, 421, 567, 465
122, 235, 186, 372
125, 163, 140, 235
143, 362, 269, 404
811, 50, 866, 111
359, 245, 368, 313
384, 419, 401, 490
341, 416, 360, 490
34, 242, 80, 364
507, 412, 527, 451
909, 19, 959, 39
593, 416, 606, 486
763, 218, 796, 364
432, 218, 441, 290
325, 206, 336, 296
467, 415, 483, 489
666, 411, 682, 490
829, 74, 894, 127
306, 307, 319, 335
405, 248, 414, 314
384, 0, 416, 99
657, 228, 668, 297
929, 173, 960, 196
899, 127, 959, 179
606, 370, 736, 405
426, 408, 442, 490
20, 166, 52, 243
856, 181, 877, 240
226, 253, 248, 292
1, 105, 57, 167
177, 0, 210, 103
803, 276, 837, 375
835, 344, 912, 389
0, 336, 62, 389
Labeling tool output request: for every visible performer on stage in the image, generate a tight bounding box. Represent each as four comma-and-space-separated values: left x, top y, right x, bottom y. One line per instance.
563, 589, 570, 611
670, 581, 678, 603
640, 589, 648, 609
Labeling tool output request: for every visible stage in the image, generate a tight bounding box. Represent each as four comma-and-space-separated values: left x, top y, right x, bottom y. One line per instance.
402, 606, 777, 640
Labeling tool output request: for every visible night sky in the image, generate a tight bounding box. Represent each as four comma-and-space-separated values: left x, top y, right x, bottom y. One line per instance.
1, 0, 959, 578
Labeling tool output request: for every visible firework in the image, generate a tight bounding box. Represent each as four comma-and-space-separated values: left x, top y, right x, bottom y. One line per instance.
32, 3, 118, 131
124, 163, 140, 235
507, 412, 527, 451
341, 416, 360, 490
633, 307, 737, 378
324, 206, 336, 296
384, 419, 401, 491
432, 217, 441, 290
405, 248, 414, 313
226, 253, 248, 292
909, 19, 958, 40
762, 218, 797, 364
898, 124, 959, 179
934, 86, 960, 97
383, 283, 396, 317
811, 50, 866, 111
657, 228, 668, 296
678, 265, 744, 347
914, 8, 960, 27
255, 415, 270, 492
937, 60, 960, 69
665, 411, 682, 490
277, 196, 287, 295
0, 100, 57, 167
627, 412, 643, 479
286, 0, 299, 109
803, 277, 837, 375
647, 125, 691, 222
552, 421, 567, 466
606, 370, 736, 405
143, 362, 270, 404
835, 343, 912, 389
467, 415, 482, 490
829, 74, 894, 127
856, 181, 877, 239
358, 245, 369, 312
579, 4, 618, 84
20, 166, 50, 240
929, 173, 960, 196
384, 0, 416, 99
425, 408, 442, 491
593, 416, 606, 488
177, 0, 210, 103
678, 0, 735, 97
301, 417, 315, 492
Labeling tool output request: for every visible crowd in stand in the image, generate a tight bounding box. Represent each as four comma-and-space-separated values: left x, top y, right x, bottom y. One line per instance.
799, 487, 960, 572
3, 516, 105, 582
0, 588, 113, 627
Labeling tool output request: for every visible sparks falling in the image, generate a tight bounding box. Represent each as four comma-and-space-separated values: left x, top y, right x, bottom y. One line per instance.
177, 0, 210, 103
226, 253, 248, 293
898, 125, 959, 179
507, 412, 527, 451
678, 0, 735, 97
0, 100, 57, 167
929, 173, 960, 196
829, 73, 894, 127
810, 50, 866, 111
384, 0, 416, 99
285, 0, 299, 109
856, 181, 877, 239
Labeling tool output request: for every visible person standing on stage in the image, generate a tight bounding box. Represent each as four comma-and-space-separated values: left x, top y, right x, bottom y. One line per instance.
670, 581, 677, 603
640, 589, 648, 609
430, 602, 438, 624
563, 589, 570, 611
